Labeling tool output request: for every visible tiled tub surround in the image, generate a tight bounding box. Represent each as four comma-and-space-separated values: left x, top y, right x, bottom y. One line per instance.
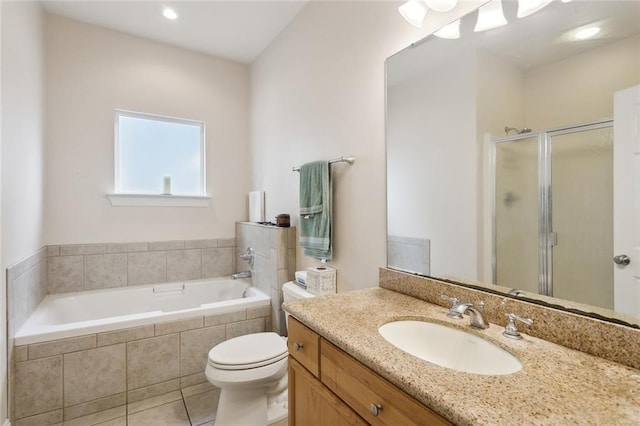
47, 238, 237, 294
7, 248, 48, 357
236, 222, 296, 335
283, 281, 640, 424
12, 303, 272, 425
379, 268, 640, 370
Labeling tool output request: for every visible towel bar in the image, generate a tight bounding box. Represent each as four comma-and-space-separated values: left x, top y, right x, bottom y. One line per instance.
292, 156, 355, 172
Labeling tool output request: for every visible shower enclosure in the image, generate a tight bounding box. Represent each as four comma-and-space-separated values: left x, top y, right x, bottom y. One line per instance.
492, 120, 614, 309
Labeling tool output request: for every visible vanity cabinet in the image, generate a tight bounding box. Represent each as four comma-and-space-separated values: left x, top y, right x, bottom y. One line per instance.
288, 317, 451, 426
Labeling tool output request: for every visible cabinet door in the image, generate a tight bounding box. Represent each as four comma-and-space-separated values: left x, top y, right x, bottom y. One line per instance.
321, 340, 451, 426
289, 357, 366, 426
287, 316, 320, 377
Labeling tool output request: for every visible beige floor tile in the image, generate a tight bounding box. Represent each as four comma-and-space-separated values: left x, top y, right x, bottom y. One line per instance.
127, 400, 190, 426
183, 389, 220, 425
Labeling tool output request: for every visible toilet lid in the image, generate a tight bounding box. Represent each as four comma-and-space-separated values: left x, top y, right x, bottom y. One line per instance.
208, 332, 288, 370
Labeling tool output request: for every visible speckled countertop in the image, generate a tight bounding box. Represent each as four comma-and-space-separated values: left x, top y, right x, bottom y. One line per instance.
283, 288, 640, 425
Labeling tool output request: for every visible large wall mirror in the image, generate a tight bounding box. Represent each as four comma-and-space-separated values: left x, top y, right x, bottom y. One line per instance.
386, 0, 640, 327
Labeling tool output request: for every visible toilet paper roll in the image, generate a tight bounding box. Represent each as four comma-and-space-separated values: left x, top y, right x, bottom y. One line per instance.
306, 266, 336, 295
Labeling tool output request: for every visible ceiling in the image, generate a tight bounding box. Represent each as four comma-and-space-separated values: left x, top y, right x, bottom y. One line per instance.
387, 0, 640, 86
41, 0, 309, 63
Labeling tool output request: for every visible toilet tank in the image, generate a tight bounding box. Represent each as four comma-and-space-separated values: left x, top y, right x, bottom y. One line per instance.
282, 282, 314, 332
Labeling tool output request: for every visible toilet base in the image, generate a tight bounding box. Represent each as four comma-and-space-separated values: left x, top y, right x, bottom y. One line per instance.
214, 385, 288, 426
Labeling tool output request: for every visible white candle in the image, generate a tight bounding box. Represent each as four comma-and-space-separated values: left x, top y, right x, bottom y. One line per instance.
163, 176, 171, 194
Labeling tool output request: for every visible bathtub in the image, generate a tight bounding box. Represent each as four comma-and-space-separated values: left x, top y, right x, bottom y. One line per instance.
14, 277, 270, 346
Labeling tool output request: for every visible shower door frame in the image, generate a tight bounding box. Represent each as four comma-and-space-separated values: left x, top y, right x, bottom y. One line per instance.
491, 119, 613, 297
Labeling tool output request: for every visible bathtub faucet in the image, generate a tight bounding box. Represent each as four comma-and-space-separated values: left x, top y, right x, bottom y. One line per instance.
239, 247, 254, 267
232, 270, 252, 280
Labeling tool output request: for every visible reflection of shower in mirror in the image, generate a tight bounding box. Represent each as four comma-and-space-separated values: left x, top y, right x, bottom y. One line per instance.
504, 126, 532, 135
503, 191, 519, 207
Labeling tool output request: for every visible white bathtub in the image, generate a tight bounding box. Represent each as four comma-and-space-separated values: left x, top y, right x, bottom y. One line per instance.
15, 277, 270, 346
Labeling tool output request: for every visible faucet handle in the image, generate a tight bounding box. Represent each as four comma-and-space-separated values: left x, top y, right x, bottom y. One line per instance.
441, 295, 463, 319
503, 313, 533, 340
440, 294, 459, 307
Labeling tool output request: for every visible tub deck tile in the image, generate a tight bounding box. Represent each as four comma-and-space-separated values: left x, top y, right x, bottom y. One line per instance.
29, 334, 96, 360
63, 344, 126, 407
127, 390, 183, 415
127, 334, 180, 390
55, 405, 125, 426
64, 392, 126, 421
14, 409, 63, 426
127, 379, 181, 404
156, 317, 204, 336
15, 356, 63, 419
203, 309, 246, 327
180, 326, 225, 376
97, 325, 155, 347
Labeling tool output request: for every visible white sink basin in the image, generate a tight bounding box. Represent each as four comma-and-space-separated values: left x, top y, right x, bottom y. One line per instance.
378, 320, 522, 375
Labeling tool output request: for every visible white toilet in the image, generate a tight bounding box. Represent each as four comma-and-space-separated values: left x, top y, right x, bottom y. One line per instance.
205, 282, 314, 426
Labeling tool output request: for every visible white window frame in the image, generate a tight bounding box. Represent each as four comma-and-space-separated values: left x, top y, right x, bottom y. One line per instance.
107, 109, 210, 207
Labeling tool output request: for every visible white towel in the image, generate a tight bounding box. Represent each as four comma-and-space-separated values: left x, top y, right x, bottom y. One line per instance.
249, 191, 264, 222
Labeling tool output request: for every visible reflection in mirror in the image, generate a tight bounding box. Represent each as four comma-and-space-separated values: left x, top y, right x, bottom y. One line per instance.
386, 0, 640, 327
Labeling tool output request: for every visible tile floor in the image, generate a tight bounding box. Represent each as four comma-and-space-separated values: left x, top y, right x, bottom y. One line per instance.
51, 387, 289, 426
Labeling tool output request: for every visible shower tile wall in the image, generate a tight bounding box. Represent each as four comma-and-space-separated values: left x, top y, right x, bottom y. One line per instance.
235, 222, 296, 335
47, 238, 237, 294
12, 307, 270, 425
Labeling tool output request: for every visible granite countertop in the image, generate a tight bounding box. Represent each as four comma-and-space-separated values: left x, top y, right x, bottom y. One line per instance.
283, 287, 640, 425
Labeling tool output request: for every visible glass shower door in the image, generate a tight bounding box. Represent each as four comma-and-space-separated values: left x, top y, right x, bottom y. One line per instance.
494, 136, 540, 293
549, 124, 614, 309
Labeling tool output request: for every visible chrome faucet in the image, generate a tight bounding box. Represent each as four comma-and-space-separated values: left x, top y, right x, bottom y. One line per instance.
239, 247, 254, 267
443, 296, 489, 329
231, 270, 252, 280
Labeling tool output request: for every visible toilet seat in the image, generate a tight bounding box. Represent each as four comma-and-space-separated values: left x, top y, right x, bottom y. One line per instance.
208, 332, 287, 370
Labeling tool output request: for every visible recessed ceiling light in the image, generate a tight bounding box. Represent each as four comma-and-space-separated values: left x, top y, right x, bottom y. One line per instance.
162, 8, 178, 20
575, 26, 600, 40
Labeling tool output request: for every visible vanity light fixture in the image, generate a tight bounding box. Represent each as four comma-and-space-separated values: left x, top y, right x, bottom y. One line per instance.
399, 0, 428, 28
574, 26, 600, 40
474, 0, 507, 32
434, 19, 461, 39
425, 0, 458, 13
517, 0, 554, 18
162, 7, 178, 20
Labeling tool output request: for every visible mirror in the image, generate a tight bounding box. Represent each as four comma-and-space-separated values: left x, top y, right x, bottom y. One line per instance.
386, 0, 640, 327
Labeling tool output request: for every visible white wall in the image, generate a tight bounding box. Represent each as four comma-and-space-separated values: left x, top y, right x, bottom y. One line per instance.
387, 54, 477, 279
45, 14, 251, 244
525, 35, 640, 129
1, 1, 45, 421
250, 1, 481, 291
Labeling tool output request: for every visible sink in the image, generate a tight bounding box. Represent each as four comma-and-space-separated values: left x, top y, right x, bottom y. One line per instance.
378, 320, 522, 375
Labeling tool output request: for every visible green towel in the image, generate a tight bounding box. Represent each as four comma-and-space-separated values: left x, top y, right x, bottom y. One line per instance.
299, 161, 332, 260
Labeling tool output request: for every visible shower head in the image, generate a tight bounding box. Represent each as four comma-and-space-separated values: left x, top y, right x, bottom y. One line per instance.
504, 126, 532, 136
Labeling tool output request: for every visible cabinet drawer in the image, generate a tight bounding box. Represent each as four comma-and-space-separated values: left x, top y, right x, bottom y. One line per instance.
321, 339, 451, 426
287, 317, 320, 377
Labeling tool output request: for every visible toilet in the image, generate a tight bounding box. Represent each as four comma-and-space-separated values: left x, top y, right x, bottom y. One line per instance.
205, 281, 314, 426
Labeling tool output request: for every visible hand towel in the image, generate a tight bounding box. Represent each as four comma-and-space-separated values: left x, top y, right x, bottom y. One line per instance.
298, 161, 332, 260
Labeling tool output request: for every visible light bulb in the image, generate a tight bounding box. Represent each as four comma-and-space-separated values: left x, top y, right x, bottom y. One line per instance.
434, 19, 461, 39
474, 0, 507, 32
399, 0, 428, 28
425, 0, 457, 13
162, 8, 178, 20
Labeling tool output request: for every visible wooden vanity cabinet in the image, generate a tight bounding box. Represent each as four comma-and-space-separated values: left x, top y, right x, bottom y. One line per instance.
287, 317, 451, 426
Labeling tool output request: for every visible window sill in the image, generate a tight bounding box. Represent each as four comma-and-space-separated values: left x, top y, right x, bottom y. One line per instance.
106, 194, 211, 207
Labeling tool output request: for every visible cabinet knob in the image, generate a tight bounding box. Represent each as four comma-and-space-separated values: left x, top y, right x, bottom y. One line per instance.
293, 342, 304, 351
369, 403, 383, 416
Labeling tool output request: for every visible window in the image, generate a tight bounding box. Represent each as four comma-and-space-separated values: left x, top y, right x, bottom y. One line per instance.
114, 110, 206, 200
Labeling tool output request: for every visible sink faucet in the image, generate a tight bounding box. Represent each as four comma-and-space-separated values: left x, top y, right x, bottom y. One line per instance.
231, 270, 252, 280
448, 301, 489, 329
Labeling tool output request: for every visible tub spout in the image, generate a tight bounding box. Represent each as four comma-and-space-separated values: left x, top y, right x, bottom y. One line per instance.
232, 271, 252, 280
